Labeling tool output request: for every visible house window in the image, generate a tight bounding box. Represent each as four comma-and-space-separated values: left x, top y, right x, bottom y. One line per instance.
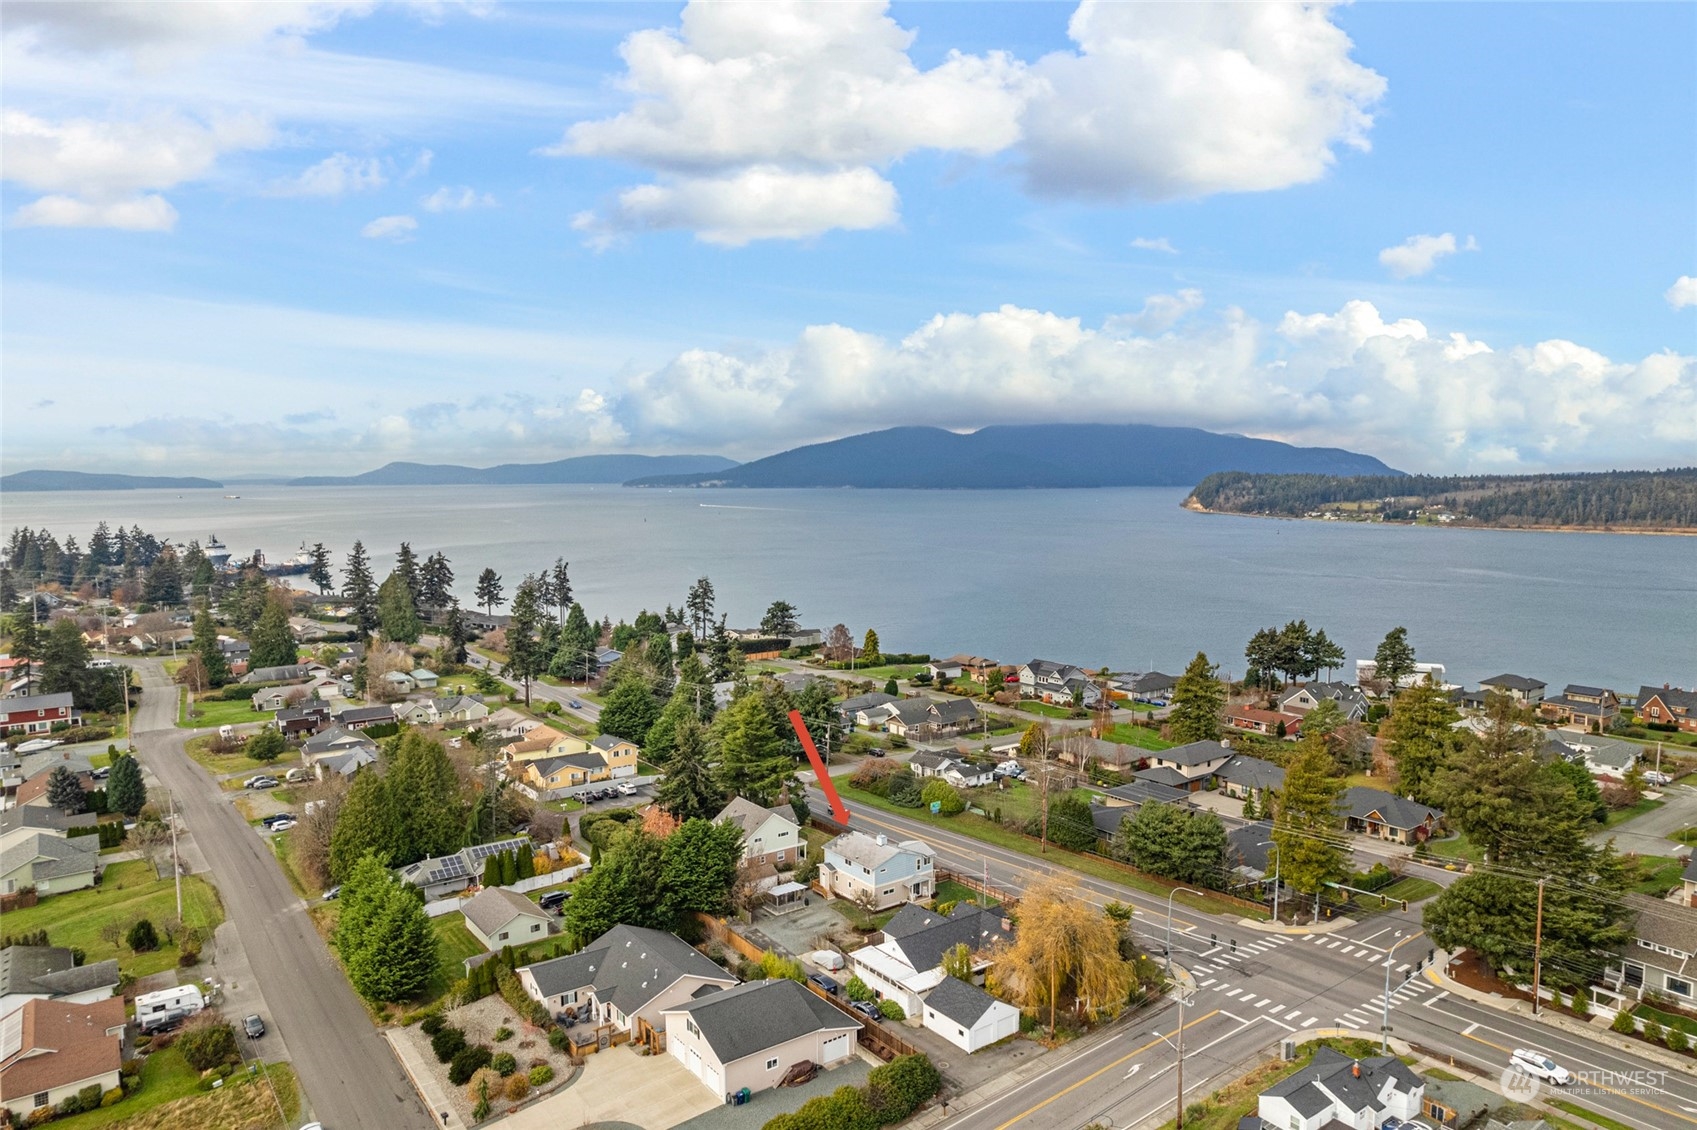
1669, 978, 1694, 998
766, 1057, 780, 1070
687, 1019, 700, 1037
1288, 1118, 1298, 1130
34, 1093, 49, 1108
498, 931, 509, 941
531, 923, 541, 933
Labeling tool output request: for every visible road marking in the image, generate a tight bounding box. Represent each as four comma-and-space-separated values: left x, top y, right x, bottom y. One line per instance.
1260, 1013, 1297, 1031
1327, 940, 1343, 948
1302, 934, 1315, 941
1199, 978, 1215, 988
1422, 991, 1449, 1007
1254, 997, 1272, 1008
1456, 1028, 1697, 1127
1212, 982, 1230, 992
1227, 989, 1244, 998
1462, 1022, 1479, 1035
1301, 1015, 1318, 1026
987, 1010, 1222, 1130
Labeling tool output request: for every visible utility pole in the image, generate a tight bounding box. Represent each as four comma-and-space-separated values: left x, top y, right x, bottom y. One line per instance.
1531, 877, 1546, 1015
1177, 989, 1187, 1130
169, 789, 182, 919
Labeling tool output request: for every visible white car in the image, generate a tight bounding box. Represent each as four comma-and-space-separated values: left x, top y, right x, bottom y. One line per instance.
268, 818, 297, 832
1511, 1048, 1571, 1085
1644, 770, 1673, 786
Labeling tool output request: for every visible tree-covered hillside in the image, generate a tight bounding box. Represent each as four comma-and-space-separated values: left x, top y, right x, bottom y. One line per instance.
1187, 468, 1697, 529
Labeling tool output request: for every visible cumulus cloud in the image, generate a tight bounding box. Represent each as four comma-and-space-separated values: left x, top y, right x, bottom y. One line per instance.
1019, 1, 1384, 201
553, 0, 1030, 244
593, 296, 1694, 471
273, 152, 386, 196
1129, 236, 1177, 254
360, 214, 417, 240
419, 185, 495, 212
572, 167, 899, 247
1378, 232, 1478, 279
13, 193, 178, 231
1667, 275, 1697, 310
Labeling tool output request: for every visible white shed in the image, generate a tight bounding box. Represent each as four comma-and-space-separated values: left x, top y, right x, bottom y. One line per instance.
921, 977, 1020, 1053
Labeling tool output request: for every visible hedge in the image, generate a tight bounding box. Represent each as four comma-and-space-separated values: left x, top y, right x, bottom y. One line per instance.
760, 1054, 939, 1130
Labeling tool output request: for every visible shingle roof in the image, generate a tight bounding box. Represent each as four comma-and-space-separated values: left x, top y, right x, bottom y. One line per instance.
29, 959, 120, 999
1227, 823, 1276, 873
1683, 856, 1697, 884
841, 693, 897, 714
1214, 754, 1285, 791
462, 887, 548, 939
1638, 685, 1697, 712
243, 664, 311, 684
335, 705, 395, 725
1263, 1048, 1421, 1122
0, 807, 97, 837
522, 924, 734, 1014
0, 946, 77, 995
0, 997, 125, 1098
1128, 672, 1178, 693
1100, 779, 1190, 808
909, 750, 952, 772
714, 796, 796, 837
1340, 787, 1443, 830
1154, 740, 1233, 767
319, 747, 377, 777
591, 734, 634, 752
881, 904, 1011, 973
664, 978, 857, 1066
0, 832, 98, 882
1134, 765, 1193, 788
924, 976, 1002, 1028
930, 698, 980, 725
1480, 674, 1546, 692
888, 699, 936, 727
0, 692, 78, 715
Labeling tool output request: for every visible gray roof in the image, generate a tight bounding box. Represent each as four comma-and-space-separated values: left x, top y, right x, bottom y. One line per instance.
301, 725, 374, 755
930, 698, 980, 725
1683, 856, 1697, 884
924, 976, 1002, 1028
1023, 659, 1086, 680
0, 692, 78, 715
881, 904, 1012, 973
1090, 804, 1133, 838
1128, 671, 1178, 693
1480, 674, 1546, 692
1214, 754, 1285, 791
1156, 740, 1233, 767
0, 946, 77, 995
0, 807, 97, 837
30, 959, 120, 998
909, 750, 952, 772
826, 831, 930, 871
841, 693, 898, 714
714, 796, 795, 837
1563, 685, 1611, 699
1340, 787, 1442, 830
888, 699, 936, 727
319, 748, 377, 777
0, 833, 98, 882
400, 835, 533, 890
462, 887, 549, 939
1099, 779, 1190, 808
1544, 732, 1639, 771
522, 924, 733, 1014
590, 733, 631, 752
335, 705, 394, 725
1227, 822, 1276, 873
1639, 685, 1697, 712
531, 753, 603, 776
243, 664, 312, 684
1134, 765, 1192, 788
1627, 893, 1697, 959
1263, 1047, 1422, 1120
1280, 682, 1370, 718
664, 978, 857, 1066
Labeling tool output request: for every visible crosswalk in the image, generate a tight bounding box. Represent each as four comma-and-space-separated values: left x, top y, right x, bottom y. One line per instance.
1179, 931, 1432, 1034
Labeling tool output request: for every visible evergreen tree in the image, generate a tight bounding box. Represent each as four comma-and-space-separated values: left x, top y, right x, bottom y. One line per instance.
708, 617, 733, 683
394, 543, 421, 614
247, 729, 286, 762
563, 827, 670, 942
308, 542, 334, 595
107, 752, 146, 817
684, 576, 716, 638
227, 565, 271, 636
329, 772, 402, 883
714, 685, 796, 806
39, 618, 92, 697
643, 632, 674, 679
337, 852, 438, 1002
1373, 627, 1416, 688
377, 570, 423, 644
549, 558, 572, 627
655, 717, 723, 821
1272, 734, 1347, 921
445, 600, 470, 665
1430, 692, 1577, 863
388, 732, 465, 863
551, 602, 596, 681
861, 628, 881, 664
342, 541, 378, 636
792, 679, 836, 753
475, 568, 504, 616
600, 671, 663, 742
503, 576, 544, 706
1168, 651, 1225, 743
883, 677, 899, 697
45, 765, 86, 814
419, 552, 455, 612
192, 606, 230, 687
142, 546, 184, 606
1380, 681, 1459, 804
1306, 628, 1346, 681
190, 555, 216, 601
675, 653, 715, 721
249, 592, 298, 669
660, 818, 744, 922
760, 600, 800, 637
674, 630, 695, 663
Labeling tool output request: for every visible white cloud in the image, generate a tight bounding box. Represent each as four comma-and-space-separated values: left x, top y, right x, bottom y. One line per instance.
1378, 232, 1478, 279
1019, 1, 1385, 201
419, 185, 495, 212
274, 152, 386, 197
12, 193, 178, 231
1, 1, 376, 64
1129, 236, 1177, 254
573, 167, 899, 247
1667, 275, 1697, 310
360, 214, 417, 240
555, 0, 1030, 244
596, 296, 1694, 472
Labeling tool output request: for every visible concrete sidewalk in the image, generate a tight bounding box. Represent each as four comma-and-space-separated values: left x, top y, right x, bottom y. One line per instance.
1423, 949, 1692, 1072
383, 1029, 468, 1130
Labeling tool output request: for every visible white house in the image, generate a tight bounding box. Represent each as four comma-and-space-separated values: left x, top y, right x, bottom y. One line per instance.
664, 978, 860, 1101
714, 797, 804, 867
0, 948, 119, 1022
1258, 1048, 1425, 1130
1017, 660, 1101, 706
845, 903, 1012, 1019
921, 976, 1020, 1053
460, 887, 554, 951
819, 832, 933, 911
0, 833, 98, 897
0, 998, 127, 1123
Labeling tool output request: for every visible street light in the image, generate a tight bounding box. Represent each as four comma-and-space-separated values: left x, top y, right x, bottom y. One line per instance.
1258, 839, 1281, 923
1152, 986, 1196, 1130
1381, 931, 1423, 1053
1165, 887, 1205, 976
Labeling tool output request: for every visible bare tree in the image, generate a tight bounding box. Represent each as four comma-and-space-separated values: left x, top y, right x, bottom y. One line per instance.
823, 624, 854, 664
293, 776, 349, 890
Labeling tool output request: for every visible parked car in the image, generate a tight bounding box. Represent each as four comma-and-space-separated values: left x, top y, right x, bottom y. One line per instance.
849, 1000, 881, 1020
268, 818, 297, 832
807, 972, 839, 995
242, 774, 269, 788
538, 890, 571, 913
1644, 770, 1674, 786
249, 777, 280, 790
617, 782, 637, 796
322, 886, 341, 900
90, 766, 111, 780
260, 813, 292, 828
243, 1014, 266, 1039
569, 700, 582, 709
1510, 1048, 1571, 1085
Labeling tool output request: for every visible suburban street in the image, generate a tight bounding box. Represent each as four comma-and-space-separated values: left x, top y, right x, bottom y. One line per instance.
128, 659, 431, 1130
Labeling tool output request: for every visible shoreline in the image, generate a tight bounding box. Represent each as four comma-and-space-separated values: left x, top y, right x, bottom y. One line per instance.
1180, 498, 1697, 537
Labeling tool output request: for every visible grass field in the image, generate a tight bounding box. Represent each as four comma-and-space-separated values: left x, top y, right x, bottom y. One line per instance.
1016, 701, 1080, 719
833, 776, 1256, 917
1425, 831, 1487, 864
4, 860, 224, 979
1626, 854, 1686, 897
184, 734, 301, 777
52, 1050, 301, 1130
1379, 876, 1443, 905
178, 694, 272, 730
1098, 722, 1174, 751
933, 878, 999, 908
1604, 796, 1665, 828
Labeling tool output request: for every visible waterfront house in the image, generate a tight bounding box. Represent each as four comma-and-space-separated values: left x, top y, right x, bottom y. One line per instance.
1339, 787, 1443, 844
1537, 685, 1620, 729
1279, 682, 1370, 722
1124, 671, 1179, 702
1637, 685, 1697, 734
664, 978, 860, 1100
1017, 659, 1101, 706
819, 832, 933, 910
1478, 674, 1546, 704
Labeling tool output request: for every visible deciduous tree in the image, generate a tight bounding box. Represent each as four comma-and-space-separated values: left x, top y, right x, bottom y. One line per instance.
986, 878, 1135, 1037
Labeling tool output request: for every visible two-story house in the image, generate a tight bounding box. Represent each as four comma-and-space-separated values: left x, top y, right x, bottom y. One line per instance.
846, 903, 1012, 1019
819, 832, 933, 910
1212, 753, 1286, 800
1537, 684, 1620, 729
1141, 740, 1233, 788
1637, 685, 1697, 734
714, 797, 803, 867
1017, 660, 1101, 706
0, 694, 80, 736
1278, 682, 1370, 722
1256, 1048, 1425, 1130
1602, 893, 1697, 1004
1478, 674, 1546, 704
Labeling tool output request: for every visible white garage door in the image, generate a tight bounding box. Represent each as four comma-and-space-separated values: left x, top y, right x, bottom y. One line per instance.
821, 1033, 852, 1063
705, 1062, 723, 1097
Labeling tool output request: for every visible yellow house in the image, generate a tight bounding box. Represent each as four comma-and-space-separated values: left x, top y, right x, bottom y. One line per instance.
523, 753, 609, 790
590, 734, 640, 778
499, 725, 576, 763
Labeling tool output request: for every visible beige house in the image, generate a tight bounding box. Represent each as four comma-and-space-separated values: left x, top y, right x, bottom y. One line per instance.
0, 833, 98, 897
664, 978, 860, 1100
460, 887, 554, 951
714, 797, 804, 867
0, 997, 127, 1122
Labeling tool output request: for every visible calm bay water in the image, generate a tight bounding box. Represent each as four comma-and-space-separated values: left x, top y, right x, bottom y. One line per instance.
3, 485, 1693, 692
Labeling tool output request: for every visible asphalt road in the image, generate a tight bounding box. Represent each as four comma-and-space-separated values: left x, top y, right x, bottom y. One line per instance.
130, 660, 431, 1130
811, 785, 1697, 1130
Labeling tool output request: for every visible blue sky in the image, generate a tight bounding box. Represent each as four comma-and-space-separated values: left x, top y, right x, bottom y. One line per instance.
2, 1, 1693, 476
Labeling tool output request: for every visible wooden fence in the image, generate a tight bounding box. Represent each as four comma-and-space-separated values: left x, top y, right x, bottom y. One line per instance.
802, 979, 919, 1062
936, 868, 1019, 909
692, 913, 766, 964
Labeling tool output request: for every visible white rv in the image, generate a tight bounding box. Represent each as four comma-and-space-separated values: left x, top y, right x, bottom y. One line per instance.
135, 984, 206, 1033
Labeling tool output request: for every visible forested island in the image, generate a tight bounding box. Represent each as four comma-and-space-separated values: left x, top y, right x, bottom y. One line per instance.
1185, 468, 1697, 532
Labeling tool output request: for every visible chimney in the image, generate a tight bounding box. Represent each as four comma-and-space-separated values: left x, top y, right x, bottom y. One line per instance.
1001, 917, 1013, 932
1352, 1062, 1361, 1078
874, 834, 887, 847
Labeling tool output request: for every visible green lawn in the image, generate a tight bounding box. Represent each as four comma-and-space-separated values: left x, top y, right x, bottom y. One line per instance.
832, 776, 1256, 917
1098, 723, 1174, 751
4, 861, 225, 979
933, 878, 999, 908
1546, 1099, 1637, 1130
184, 734, 301, 777
1424, 831, 1487, 865
835, 664, 924, 683
1634, 1001, 1697, 1037
53, 1051, 300, 1130
1626, 854, 1686, 897
1604, 796, 1665, 828
178, 694, 272, 730
1015, 700, 1079, 719
1379, 876, 1443, 905
52, 1047, 200, 1130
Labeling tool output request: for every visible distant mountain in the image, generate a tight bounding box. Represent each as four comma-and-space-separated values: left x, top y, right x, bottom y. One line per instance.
624, 424, 1398, 489
289, 454, 739, 487
1, 470, 224, 491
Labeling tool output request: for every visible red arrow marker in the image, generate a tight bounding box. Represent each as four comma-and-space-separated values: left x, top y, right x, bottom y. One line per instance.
789, 709, 850, 825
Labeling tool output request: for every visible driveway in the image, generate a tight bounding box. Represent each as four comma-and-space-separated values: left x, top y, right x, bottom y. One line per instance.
1594, 782, 1697, 856
500, 1044, 719, 1130
128, 660, 430, 1130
